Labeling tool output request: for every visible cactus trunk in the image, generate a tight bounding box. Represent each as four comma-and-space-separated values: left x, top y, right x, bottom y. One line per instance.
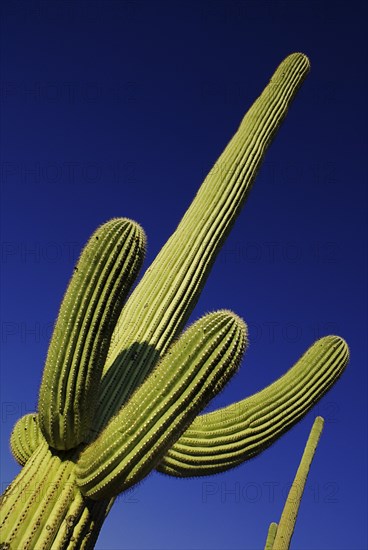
0, 442, 111, 549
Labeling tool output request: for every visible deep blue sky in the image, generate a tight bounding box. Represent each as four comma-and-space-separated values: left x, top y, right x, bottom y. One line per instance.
0, 1, 367, 549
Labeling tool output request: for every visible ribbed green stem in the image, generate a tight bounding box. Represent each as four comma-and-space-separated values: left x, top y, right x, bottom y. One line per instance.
10, 413, 44, 466
38, 218, 146, 450
157, 336, 348, 476
0, 441, 110, 549
76, 310, 246, 499
94, 53, 310, 432
264, 522, 278, 550
271, 417, 324, 550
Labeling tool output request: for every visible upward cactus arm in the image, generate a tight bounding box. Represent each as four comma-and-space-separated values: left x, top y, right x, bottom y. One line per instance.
157, 336, 348, 476
76, 311, 247, 500
95, 53, 310, 431
38, 218, 146, 450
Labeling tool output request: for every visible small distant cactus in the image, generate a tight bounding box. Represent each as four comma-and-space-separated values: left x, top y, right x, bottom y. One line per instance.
0, 53, 348, 549
265, 522, 279, 550
265, 417, 325, 550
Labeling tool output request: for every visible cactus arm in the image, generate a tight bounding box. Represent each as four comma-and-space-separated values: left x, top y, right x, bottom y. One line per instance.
10, 413, 44, 466
157, 336, 348, 476
38, 218, 146, 450
264, 522, 278, 550
76, 311, 246, 499
271, 417, 325, 550
95, 53, 310, 431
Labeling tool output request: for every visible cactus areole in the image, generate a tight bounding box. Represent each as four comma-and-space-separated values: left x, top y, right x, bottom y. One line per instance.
0, 54, 349, 549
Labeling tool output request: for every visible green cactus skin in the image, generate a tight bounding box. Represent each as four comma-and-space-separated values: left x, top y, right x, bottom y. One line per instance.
0, 53, 347, 549
10, 414, 44, 466
0, 439, 110, 549
157, 336, 348, 476
38, 218, 146, 450
270, 417, 325, 550
76, 311, 247, 499
264, 522, 278, 550
94, 52, 311, 432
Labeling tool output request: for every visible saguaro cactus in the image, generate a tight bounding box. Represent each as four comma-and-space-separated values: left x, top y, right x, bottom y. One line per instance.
265, 417, 325, 550
0, 53, 349, 549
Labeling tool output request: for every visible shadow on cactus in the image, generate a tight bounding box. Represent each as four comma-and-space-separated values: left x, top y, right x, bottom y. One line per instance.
0, 53, 349, 549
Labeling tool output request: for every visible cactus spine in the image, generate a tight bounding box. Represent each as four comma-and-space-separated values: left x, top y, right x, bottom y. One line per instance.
1, 54, 348, 549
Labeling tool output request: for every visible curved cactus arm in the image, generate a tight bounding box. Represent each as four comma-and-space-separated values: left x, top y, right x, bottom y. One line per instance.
157, 336, 348, 476
264, 522, 278, 550
95, 53, 310, 432
38, 218, 146, 451
76, 310, 247, 500
10, 413, 45, 466
272, 417, 324, 550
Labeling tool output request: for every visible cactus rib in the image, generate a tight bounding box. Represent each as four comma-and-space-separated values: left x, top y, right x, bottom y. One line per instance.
38, 218, 146, 450
76, 310, 247, 499
95, 53, 310, 432
157, 336, 348, 476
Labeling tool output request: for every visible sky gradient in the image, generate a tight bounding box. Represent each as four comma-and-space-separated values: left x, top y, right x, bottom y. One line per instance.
1, 1, 367, 549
